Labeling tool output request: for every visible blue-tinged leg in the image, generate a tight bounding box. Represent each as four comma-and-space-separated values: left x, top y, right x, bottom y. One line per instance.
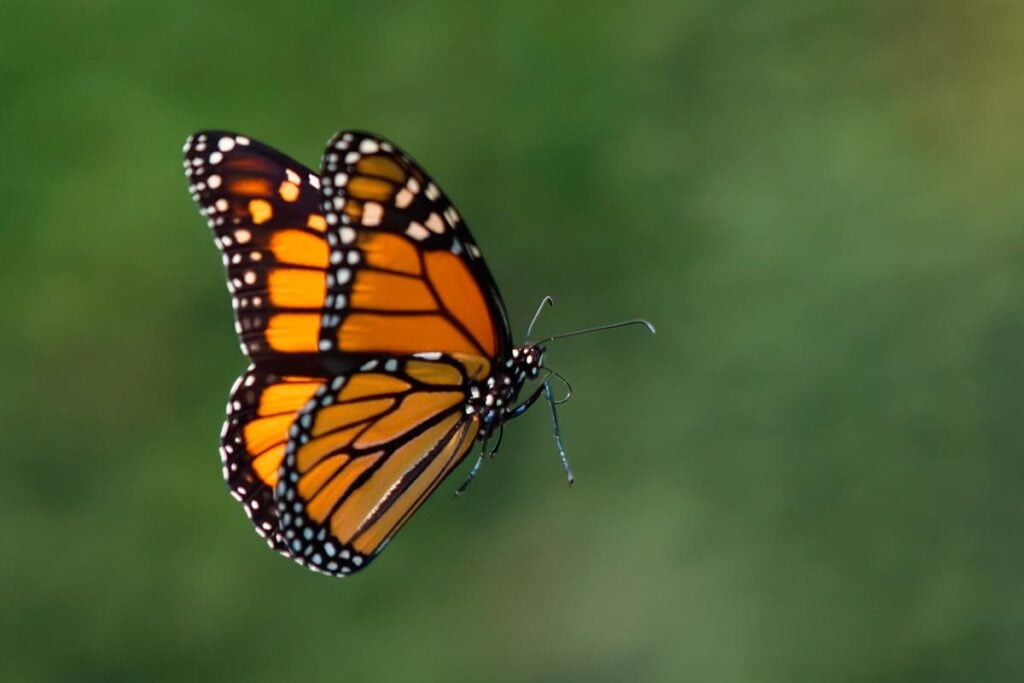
455, 451, 484, 497
544, 380, 574, 485
506, 383, 545, 420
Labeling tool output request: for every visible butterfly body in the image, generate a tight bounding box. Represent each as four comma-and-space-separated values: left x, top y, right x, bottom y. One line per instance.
468, 344, 545, 439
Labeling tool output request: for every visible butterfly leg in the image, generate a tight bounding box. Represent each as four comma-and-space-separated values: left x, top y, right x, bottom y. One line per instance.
505, 383, 545, 420
455, 451, 485, 496
544, 380, 575, 486
454, 425, 503, 495
486, 424, 506, 459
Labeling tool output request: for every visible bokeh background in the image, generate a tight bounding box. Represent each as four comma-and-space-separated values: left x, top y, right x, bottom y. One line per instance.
3, 2, 1023, 681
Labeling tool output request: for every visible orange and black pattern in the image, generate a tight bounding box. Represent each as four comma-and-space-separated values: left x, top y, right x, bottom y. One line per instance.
316, 131, 510, 362
276, 354, 483, 574
185, 130, 544, 576
220, 365, 324, 555
184, 132, 332, 369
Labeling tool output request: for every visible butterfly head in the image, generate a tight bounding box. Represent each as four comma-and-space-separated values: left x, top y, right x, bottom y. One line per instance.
509, 344, 545, 381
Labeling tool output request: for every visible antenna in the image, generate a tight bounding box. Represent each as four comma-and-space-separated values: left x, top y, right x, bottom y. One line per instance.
525, 295, 555, 340
535, 319, 656, 345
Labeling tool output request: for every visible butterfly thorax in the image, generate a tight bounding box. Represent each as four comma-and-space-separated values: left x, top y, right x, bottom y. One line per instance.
468, 344, 544, 439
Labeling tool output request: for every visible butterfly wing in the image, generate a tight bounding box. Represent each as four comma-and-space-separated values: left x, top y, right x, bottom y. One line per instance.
317, 131, 512, 366
186, 131, 339, 551
275, 354, 484, 575
184, 131, 332, 370
185, 130, 506, 573
220, 366, 326, 554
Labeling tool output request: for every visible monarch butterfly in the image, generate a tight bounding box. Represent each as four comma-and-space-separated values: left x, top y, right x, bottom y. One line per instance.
183, 130, 653, 576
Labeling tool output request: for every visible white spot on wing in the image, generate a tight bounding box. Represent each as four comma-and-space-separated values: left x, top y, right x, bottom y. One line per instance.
363, 202, 383, 226
425, 213, 445, 234
406, 222, 430, 240
395, 188, 414, 208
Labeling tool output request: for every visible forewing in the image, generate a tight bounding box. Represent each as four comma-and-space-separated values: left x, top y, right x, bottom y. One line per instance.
275, 354, 483, 575
317, 131, 512, 364
184, 131, 331, 368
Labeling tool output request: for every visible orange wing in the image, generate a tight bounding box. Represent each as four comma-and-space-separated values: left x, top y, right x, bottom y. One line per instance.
184, 131, 332, 368
186, 131, 509, 573
275, 354, 484, 575
220, 366, 325, 554
317, 131, 512, 363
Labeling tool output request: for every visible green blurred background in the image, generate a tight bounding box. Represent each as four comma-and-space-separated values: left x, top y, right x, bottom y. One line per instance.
3, 1, 1023, 681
